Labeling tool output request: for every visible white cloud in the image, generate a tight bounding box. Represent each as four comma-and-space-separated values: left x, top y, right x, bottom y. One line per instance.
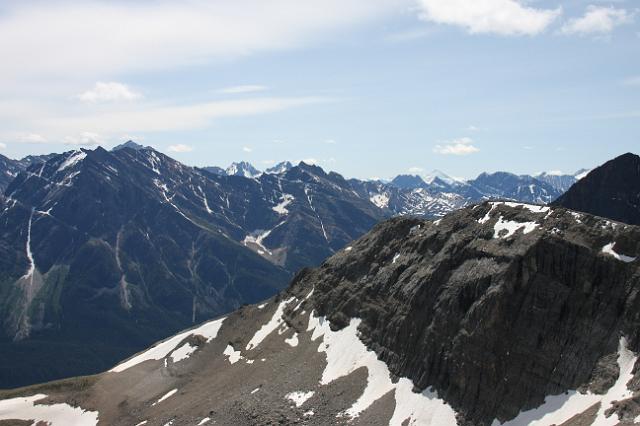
561, 6, 633, 36
467, 125, 480, 132
36, 96, 332, 136
301, 158, 318, 165
0, 1, 402, 86
167, 144, 193, 153
323, 139, 337, 144
78, 82, 142, 103
0, 142, 6, 149
18, 133, 48, 144
242, 146, 253, 152
416, 0, 561, 36
408, 166, 424, 173
433, 137, 479, 155
219, 85, 268, 94
63, 132, 103, 146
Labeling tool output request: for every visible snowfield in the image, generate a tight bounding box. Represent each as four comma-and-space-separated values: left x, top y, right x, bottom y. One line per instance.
0, 394, 98, 426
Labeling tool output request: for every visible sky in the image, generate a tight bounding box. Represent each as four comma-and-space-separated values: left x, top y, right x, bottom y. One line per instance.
0, 0, 638, 180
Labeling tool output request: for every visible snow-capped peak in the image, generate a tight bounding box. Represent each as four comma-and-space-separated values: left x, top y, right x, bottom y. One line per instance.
423, 169, 463, 186
226, 161, 261, 178
265, 161, 293, 175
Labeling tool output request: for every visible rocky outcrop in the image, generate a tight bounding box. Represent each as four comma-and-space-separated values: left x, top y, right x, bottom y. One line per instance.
288, 202, 640, 425
553, 152, 640, 225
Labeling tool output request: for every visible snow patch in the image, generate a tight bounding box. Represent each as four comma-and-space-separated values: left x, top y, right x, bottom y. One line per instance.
197, 418, 211, 425
307, 314, 458, 425
0, 394, 98, 426
57, 151, 87, 172
602, 243, 636, 263
285, 391, 315, 407
345, 246, 353, 252
493, 337, 637, 426
285, 333, 299, 347
272, 193, 294, 215
170, 342, 197, 363
501, 202, 550, 214
370, 193, 390, 209
21, 209, 36, 283
246, 297, 296, 350
110, 317, 225, 372
493, 216, 539, 239
223, 344, 244, 364
153, 389, 177, 406
392, 253, 400, 264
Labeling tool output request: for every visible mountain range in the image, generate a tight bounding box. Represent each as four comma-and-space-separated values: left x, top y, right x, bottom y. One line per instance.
0, 199, 637, 425
0, 142, 604, 390
0, 144, 384, 387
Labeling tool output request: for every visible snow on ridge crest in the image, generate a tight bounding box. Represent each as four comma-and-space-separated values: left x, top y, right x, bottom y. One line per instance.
57, 150, 87, 173
493, 216, 539, 239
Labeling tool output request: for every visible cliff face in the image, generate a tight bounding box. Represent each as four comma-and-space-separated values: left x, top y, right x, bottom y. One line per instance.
553, 152, 640, 226
291, 202, 640, 424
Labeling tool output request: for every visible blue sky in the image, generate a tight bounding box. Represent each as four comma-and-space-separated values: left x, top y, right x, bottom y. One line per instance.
0, 0, 638, 180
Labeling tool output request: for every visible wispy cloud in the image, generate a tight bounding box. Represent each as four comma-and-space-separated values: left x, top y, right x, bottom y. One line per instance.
63, 132, 103, 146
34, 96, 334, 137
384, 27, 434, 42
167, 144, 193, 153
219, 85, 268, 94
323, 139, 337, 144
242, 146, 253, 153
78, 82, 142, 103
416, 0, 561, 36
433, 137, 479, 155
622, 75, 640, 87
408, 166, 424, 173
561, 6, 633, 36
0, 142, 6, 150
18, 133, 48, 144
0, 1, 402, 86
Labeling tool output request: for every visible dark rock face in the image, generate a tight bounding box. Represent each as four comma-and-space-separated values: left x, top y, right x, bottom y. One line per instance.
289, 202, 640, 425
389, 174, 428, 190
0, 154, 23, 192
552, 152, 640, 226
